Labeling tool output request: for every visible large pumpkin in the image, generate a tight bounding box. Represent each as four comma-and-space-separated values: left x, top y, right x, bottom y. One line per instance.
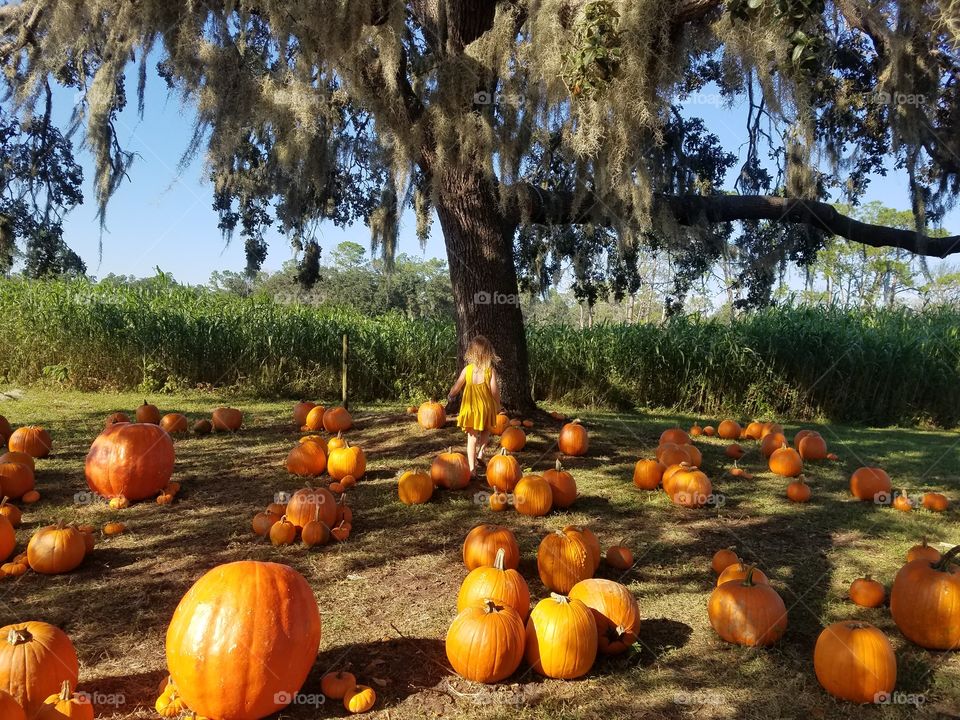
524, 594, 598, 679
558, 421, 589, 456
0, 452, 34, 471
499, 427, 526, 452
417, 401, 446, 430
717, 420, 741, 440
850, 467, 892, 502
760, 432, 788, 458
889, 546, 960, 649
323, 406, 353, 433
0, 690, 25, 720
669, 466, 712, 508
27, 523, 86, 575
293, 401, 316, 427
633, 459, 665, 490
285, 487, 337, 530
85, 423, 175, 500
0, 622, 78, 717
708, 567, 787, 646
166, 561, 321, 720
328, 444, 366, 480
8, 427, 52, 459
212, 407, 243, 432
486, 450, 521, 492
463, 524, 519, 570
159, 413, 189, 434
430, 449, 470, 490
537, 528, 594, 594
568, 578, 641, 655
798, 433, 827, 461
543, 460, 577, 508
446, 600, 525, 683
564, 524, 601, 572
457, 548, 530, 621
813, 621, 896, 704
514, 475, 553, 517
398, 470, 434, 505
0, 462, 35, 500
769, 447, 803, 477
285, 441, 327, 476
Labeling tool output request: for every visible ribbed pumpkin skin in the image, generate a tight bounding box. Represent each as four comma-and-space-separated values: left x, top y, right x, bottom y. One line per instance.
558, 423, 589, 456
85, 423, 175, 500
398, 471, 434, 505
431, 452, 469, 489
165, 561, 321, 720
328, 446, 366, 480
27, 525, 86, 575
159, 413, 189, 434
564, 525, 601, 571
0, 462, 35, 500
8, 427, 52, 458
0, 622, 79, 717
285, 442, 327, 476
0, 689, 26, 720
514, 475, 553, 517
417, 402, 446, 429
542, 463, 577, 508
463, 525, 519, 570
537, 529, 593, 594
486, 452, 521, 492
285, 487, 337, 529
813, 621, 896, 704
211, 407, 243, 432
890, 553, 960, 650
708, 577, 787, 646
569, 579, 641, 655
457, 551, 531, 621
524, 595, 598, 679
304, 406, 326, 431
633, 460, 665, 490
446, 601, 525, 683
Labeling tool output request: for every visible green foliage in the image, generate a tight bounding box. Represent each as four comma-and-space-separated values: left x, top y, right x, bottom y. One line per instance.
1, 277, 958, 426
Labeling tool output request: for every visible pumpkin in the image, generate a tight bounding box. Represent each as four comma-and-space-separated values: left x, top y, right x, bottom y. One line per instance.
135, 400, 161, 424
761, 422, 784, 438
689, 423, 703, 437
212, 407, 243, 432
492, 413, 511, 435
558, 420, 589, 456
724, 443, 744, 459
708, 567, 787, 646
0, 462, 34, 500
77, 526, 95, 554
906, 537, 941, 563
293, 401, 317, 427
331, 521, 352, 542
27, 523, 86, 574
565, 525, 601, 571
792, 428, 814, 447
446, 599, 525, 683
304, 406, 326, 431
656, 442, 700, 468
39, 681, 93, 720
0, 498, 21, 528
457, 548, 530, 621
849, 576, 885, 608
269, 516, 297, 546
266, 501, 287, 516
524, 593, 598, 679
569, 578, 641, 655
744, 421, 764, 440
286, 441, 327, 476
893, 490, 913, 512
0, 452, 34, 471
343, 685, 376, 714
717, 562, 769, 586
661, 463, 691, 495
0, 515, 12, 562
252, 511, 280, 536
102, 522, 126, 536
463, 525, 519, 570
849, 467, 892, 502
430, 449, 470, 490
108, 495, 129, 509
922, 492, 949, 512
509, 419, 521, 427
890, 545, 960, 649
489, 492, 509, 511
0, 690, 25, 720
606, 545, 633, 570
416, 401, 446, 430
8, 427, 52, 459
398, 471, 433, 505
21, 491, 39, 504
499, 427, 526, 452
320, 671, 356, 700
786, 476, 812, 503
813, 621, 896, 704
703, 425, 716, 436
798, 433, 828, 461
166, 561, 321, 719
711, 548, 739, 575
405, 405, 417, 415
659, 428, 690, 446
160, 413, 189, 434
155, 680, 186, 718
192, 419, 212, 435
0, 623, 79, 717
632, 460, 664, 490
537, 528, 594, 594
285, 487, 337, 529
486, 449, 521, 492
327, 432, 347, 453
323, 406, 353, 433
717, 420, 741, 440
769, 447, 803, 477
301, 520, 331, 547
514, 475, 553, 517
522, 419, 534, 428
328, 443, 366, 481
339, 475, 357, 490
669, 466, 712, 508
728, 464, 752, 479
104, 412, 130, 427
760, 432, 788, 458
85, 423, 175, 501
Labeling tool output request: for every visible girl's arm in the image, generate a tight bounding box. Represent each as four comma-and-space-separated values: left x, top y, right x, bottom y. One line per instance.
490, 370, 501, 411
448, 367, 467, 401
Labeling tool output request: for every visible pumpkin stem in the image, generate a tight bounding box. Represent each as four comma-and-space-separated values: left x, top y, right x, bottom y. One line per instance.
498, 448, 507, 456
7, 627, 31, 645
554, 458, 563, 472
0, 496, 7, 508
493, 547, 506, 571
60, 680, 71, 701
933, 545, 960, 570
482, 598, 499, 613
549, 592, 570, 604
742, 565, 758, 587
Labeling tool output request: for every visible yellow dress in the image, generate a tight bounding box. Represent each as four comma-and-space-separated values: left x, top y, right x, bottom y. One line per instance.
457, 364, 497, 432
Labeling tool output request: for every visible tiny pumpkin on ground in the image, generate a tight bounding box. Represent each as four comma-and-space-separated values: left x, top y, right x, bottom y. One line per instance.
606, 545, 633, 570
849, 576, 885, 608
103, 522, 127, 536
321, 671, 356, 700
343, 684, 376, 713
922, 492, 950, 512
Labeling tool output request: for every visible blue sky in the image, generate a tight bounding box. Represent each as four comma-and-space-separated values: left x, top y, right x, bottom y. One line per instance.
50, 67, 957, 285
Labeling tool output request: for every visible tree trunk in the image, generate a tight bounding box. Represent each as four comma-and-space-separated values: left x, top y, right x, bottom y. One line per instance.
434, 166, 536, 415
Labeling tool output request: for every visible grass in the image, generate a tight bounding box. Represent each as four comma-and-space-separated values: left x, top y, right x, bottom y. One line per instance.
1, 388, 959, 719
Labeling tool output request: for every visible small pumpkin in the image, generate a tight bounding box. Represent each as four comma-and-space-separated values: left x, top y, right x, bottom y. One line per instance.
339, 475, 357, 490
542, 460, 577, 508
813, 621, 896, 704
798, 432, 828, 461
405, 405, 417, 415
463, 524, 520, 570
320, 671, 356, 700
211, 407, 243, 432
160, 413, 189, 434
724, 443, 745, 459
703, 425, 716, 436
0, 622, 79, 717
606, 545, 633, 570
27, 523, 86, 574
569, 578, 641, 655
922, 492, 949, 512
104, 412, 130, 427
849, 576, 885, 608
108, 496, 129, 510
102, 522, 126, 536
632, 459, 664, 490
39, 680, 94, 720
252, 512, 279, 537
0, 498, 21, 528
398, 470, 433, 505
135, 400, 161, 424
906, 537, 941, 563
269, 516, 297, 546
850, 467, 891, 502
489, 492, 509, 511
193, 419, 212, 435
446, 599, 525, 683
711, 548, 739, 575
892, 490, 913, 512
769, 446, 803, 477
537, 528, 593, 594
21, 491, 39, 504
708, 566, 787, 646
760, 432, 788, 458
499, 426, 526, 452
286, 441, 327, 476
431, 449, 470, 490
416, 401, 446, 430
717, 419, 741, 440
293, 401, 317, 427
786, 476, 812, 503
331, 521, 352, 542
558, 420, 589, 456
327, 431, 347, 453
328, 443, 366, 481
689, 423, 703, 437
323, 406, 353, 433
492, 413, 511, 435
486, 449, 522, 492
285, 487, 337, 529
343, 685, 376, 714
514, 474, 553, 517
524, 593, 598, 679
301, 520, 331, 547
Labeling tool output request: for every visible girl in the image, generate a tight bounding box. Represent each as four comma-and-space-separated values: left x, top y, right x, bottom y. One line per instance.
447, 335, 501, 478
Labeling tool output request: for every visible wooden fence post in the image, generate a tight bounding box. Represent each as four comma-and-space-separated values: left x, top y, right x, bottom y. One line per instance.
342, 333, 349, 410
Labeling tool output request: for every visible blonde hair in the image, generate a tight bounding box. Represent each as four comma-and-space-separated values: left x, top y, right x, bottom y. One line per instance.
465, 335, 500, 371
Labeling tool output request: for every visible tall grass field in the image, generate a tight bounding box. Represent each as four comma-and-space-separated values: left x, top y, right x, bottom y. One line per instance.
0, 278, 957, 426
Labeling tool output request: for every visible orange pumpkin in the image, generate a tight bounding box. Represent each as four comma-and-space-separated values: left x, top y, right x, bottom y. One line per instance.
769, 447, 803, 477
192, 419, 212, 435
632, 459, 665, 490
569, 578, 641, 655
711, 548, 739, 575
499, 427, 526, 452
39, 680, 94, 720
0, 515, 12, 563
212, 406, 243, 432
542, 460, 577, 508
398, 470, 433, 505
327, 432, 347, 453
513, 474, 553, 517
669, 466, 712, 508
760, 432, 788, 458
786, 476, 812, 503
343, 685, 376, 713
798, 433, 827, 461
893, 490, 914, 512
492, 413, 511, 435
906, 537, 941, 563
486, 449, 521, 492
430, 449, 470, 489
0, 463, 34, 500
0, 498, 21, 529
849, 576, 885, 608
558, 421, 589, 456
285, 487, 337, 529
708, 567, 787, 646
724, 443, 744, 459
322, 406, 353, 433
537, 528, 594, 594
703, 425, 716, 436
0, 689, 25, 720
0, 452, 34, 471
760, 422, 784, 438
328, 443, 366, 481
813, 621, 896, 703
457, 547, 531, 621
792, 428, 814, 448
890, 546, 960, 649
104, 412, 130, 427
8, 427, 52, 458
26, 523, 86, 574
85, 423, 175, 501
446, 600, 525, 683
850, 467, 892, 502
717, 562, 769, 586
252, 511, 280, 536
0, 622, 79, 717
320, 671, 356, 700
293, 401, 317, 427
524, 594, 598, 679
416, 401, 446, 430
0, 416, 10, 444
659, 428, 690, 446
689, 423, 703, 437
160, 413, 189, 434
463, 524, 519, 570
304, 406, 326, 431
744, 421, 764, 440
488, 492, 509, 511
269, 516, 297, 546
922, 492, 950, 512
165, 561, 321, 719
717, 420, 741, 440
606, 545, 633, 570
135, 400, 161, 424
285, 441, 327, 476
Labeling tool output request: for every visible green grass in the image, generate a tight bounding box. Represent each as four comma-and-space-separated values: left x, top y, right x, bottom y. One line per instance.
1, 389, 958, 718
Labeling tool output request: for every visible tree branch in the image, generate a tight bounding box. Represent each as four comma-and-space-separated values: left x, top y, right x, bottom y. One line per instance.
516, 187, 960, 258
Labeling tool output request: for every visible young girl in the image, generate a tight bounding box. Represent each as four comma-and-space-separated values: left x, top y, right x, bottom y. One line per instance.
447, 335, 501, 478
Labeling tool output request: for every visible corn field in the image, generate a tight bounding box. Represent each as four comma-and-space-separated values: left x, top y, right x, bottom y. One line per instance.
0, 278, 957, 425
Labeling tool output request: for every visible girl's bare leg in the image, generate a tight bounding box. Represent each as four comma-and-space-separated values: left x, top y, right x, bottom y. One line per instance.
466, 431, 478, 476
477, 430, 491, 463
